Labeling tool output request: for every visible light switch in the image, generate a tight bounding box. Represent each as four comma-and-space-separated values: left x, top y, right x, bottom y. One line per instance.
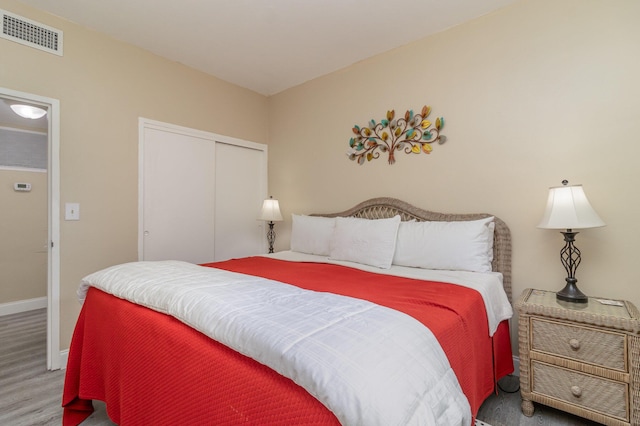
65, 203, 80, 220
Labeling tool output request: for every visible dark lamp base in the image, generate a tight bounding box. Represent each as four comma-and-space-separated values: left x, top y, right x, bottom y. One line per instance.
556, 283, 588, 304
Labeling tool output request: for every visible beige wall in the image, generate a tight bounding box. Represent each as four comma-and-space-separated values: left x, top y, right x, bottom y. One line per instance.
269, 0, 640, 350
2, 0, 639, 357
0, 0, 269, 348
0, 169, 47, 302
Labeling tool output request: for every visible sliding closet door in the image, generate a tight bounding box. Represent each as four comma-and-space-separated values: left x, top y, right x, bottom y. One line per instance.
139, 119, 268, 264
141, 127, 216, 264
214, 141, 266, 261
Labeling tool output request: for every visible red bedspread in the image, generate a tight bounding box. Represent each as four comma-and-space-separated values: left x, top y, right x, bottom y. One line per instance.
63, 257, 513, 425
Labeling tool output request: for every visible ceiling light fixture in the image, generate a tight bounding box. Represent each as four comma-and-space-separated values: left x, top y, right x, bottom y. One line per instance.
10, 104, 47, 119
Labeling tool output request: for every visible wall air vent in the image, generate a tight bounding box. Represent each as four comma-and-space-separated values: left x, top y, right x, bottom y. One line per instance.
1, 9, 63, 56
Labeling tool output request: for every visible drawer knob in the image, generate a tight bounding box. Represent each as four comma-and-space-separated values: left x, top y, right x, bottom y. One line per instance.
571, 385, 582, 397
569, 338, 580, 350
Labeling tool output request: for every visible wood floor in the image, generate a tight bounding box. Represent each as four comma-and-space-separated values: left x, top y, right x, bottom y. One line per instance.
1, 308, 602, 425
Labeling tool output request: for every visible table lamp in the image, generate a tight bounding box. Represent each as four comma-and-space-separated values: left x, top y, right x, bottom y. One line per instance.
258, 196, 283, 253
538, 180, 605, 303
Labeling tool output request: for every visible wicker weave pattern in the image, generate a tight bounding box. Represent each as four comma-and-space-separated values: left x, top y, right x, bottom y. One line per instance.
631, 336, 640, 425
532, 318, 626, 371
532, 360, 628, 420
516, 288, 640, 425
522, 290, 638, 333
530, 351, 630, 383
314, 197, 512, 302
518, 310, 534, 415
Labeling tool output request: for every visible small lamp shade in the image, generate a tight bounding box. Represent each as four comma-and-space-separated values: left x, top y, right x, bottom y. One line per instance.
258, 197, 283, 222
538, 181, 605, 303
258, 196, 282, 254
538, 184, 605, 230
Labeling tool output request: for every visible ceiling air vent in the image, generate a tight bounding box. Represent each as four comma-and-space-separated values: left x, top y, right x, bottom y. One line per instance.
1, 9, 63, 56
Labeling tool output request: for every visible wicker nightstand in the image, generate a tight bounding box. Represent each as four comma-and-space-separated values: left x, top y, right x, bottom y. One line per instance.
516, 288, 640, 425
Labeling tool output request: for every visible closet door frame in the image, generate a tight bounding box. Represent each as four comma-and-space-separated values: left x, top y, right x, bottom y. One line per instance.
137, 118, 268, 262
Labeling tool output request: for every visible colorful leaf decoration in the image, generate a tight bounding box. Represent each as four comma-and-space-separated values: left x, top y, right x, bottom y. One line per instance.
387, 110, 395, 121
347, 104, 446, 165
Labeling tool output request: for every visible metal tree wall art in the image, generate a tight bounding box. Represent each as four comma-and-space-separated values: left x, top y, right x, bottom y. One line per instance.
347, 106, 446, 165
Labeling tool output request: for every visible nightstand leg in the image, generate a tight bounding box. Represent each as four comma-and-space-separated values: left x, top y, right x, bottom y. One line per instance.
521, 399, 534, 417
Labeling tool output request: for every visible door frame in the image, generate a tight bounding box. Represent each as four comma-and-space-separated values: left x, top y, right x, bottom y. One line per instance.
0, 86, 61, 370
137, 118, 268, 260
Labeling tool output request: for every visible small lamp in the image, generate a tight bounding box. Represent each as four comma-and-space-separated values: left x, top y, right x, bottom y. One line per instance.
538, 180, 605, 303
258, 196, 283, 253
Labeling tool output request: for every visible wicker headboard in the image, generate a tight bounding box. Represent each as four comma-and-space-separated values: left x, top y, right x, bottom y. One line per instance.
313, 197, 512, 303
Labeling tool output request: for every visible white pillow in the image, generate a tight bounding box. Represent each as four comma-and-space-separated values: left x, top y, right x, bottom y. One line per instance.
290, 214, 336, 256
329, 215, 401, 269
393, 217, 495, 272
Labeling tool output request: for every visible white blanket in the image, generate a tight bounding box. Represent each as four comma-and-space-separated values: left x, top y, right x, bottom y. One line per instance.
266, 251, 513, 336
79, 260, 471, 426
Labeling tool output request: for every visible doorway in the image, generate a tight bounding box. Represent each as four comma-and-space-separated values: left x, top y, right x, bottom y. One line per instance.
0, 87, 61, 370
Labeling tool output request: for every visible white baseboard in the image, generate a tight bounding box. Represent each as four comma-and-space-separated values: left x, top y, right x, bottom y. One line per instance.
513, 355, 520, 377
0, 296, 47, 316
58, 349, 68, 370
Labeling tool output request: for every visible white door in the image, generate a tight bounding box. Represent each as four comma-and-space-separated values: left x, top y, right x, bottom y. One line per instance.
142, 127, 216, 264
139, 119, 267, 264
214, 142, 266, 261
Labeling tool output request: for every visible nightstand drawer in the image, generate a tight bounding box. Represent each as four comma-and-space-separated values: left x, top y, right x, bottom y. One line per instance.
532, 361, 629, 421
531, 318, 626, 371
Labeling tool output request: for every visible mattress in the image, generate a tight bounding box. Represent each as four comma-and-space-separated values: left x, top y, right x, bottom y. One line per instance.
63, 256, 513, 425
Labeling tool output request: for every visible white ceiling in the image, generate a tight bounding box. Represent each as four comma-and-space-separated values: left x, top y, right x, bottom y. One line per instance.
15, 0, 522, 96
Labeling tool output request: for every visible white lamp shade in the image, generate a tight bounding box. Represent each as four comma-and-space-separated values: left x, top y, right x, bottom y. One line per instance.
10, 104, 47, 119
538, 184, 605, 230
258, 198, 283, 221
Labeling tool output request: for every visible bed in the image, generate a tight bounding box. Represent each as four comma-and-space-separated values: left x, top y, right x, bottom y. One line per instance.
62, 197, 514, 425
